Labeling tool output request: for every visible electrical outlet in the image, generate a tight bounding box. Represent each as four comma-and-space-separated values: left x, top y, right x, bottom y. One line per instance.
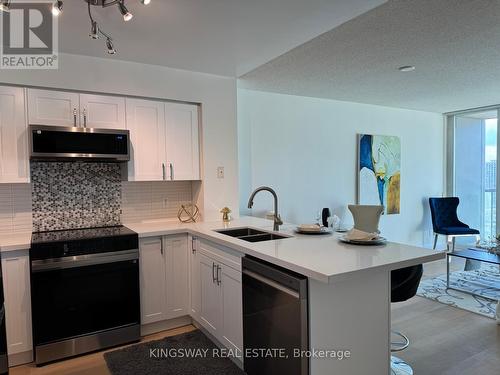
217, 167, 224, 179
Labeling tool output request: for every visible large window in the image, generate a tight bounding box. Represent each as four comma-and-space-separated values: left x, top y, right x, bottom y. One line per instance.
448, 109, 498, 241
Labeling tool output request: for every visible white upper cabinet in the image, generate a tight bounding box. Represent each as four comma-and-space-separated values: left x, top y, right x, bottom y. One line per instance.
125, 98, 166, 181
80, 94, 126, 129
28, 89, 80, 127
0, 86, 29, 183
165, 102, 200, 181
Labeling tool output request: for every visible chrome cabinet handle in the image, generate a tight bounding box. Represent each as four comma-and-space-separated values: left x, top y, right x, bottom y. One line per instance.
162, 163, 166, 180
73, 108, 77, 127
169, 163, 174, 180
191, 237, 197, 254
212, 262, 217, 283
216, 265, 221, 285
83, 109, 87, 128
160, 238, 164, 255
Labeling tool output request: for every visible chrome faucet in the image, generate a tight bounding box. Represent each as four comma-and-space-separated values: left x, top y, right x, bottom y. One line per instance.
247, 186, 283, 231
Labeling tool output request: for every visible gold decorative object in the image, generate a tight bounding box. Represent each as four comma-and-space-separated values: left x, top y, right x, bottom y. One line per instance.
177, 203, 200, 223
220, 207, 231, 222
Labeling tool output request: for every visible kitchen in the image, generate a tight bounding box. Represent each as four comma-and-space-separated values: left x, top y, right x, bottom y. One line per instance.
0, 1, 496, 375
0, 80, 443, 375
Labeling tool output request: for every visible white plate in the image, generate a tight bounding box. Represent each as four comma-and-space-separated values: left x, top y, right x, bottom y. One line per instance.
295, 228, 332, 235
339, 236, 387, 246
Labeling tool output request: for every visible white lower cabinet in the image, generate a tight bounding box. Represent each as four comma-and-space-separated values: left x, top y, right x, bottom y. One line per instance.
1, 250, 33, 360
139, 234, 243, 355
139, 234, 189, 326
198, 251, 222, 336
194, 239, 243, 354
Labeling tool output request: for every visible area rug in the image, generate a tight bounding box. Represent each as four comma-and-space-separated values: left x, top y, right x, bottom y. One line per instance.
104, 330, 245, 375
417, 264, 499, 318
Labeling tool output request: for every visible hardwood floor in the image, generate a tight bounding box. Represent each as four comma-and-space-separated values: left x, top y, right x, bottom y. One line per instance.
10, 325, 196, 375
393, 257, 500, 375
9, 258, 499, 375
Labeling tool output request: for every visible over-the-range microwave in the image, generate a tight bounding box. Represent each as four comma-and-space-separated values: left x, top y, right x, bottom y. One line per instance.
29, 125, 130, 162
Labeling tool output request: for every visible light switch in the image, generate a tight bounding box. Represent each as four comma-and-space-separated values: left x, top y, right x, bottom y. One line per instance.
217, 167, 224, 179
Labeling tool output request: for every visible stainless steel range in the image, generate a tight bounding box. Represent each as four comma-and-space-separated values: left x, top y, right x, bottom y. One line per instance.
30, 226, 140, 365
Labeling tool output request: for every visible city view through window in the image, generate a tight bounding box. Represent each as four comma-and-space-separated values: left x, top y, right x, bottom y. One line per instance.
454, 111, 497, 243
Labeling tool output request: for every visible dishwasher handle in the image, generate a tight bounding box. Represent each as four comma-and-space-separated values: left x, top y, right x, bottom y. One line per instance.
243, 269, 300, 298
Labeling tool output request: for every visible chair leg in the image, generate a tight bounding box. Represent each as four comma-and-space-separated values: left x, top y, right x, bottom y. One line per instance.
433, 234, 438, 250
452, 237, 456, 252
446, 236, 450, 252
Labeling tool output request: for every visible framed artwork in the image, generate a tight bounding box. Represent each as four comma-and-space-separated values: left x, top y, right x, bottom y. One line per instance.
358, 134, 401, 214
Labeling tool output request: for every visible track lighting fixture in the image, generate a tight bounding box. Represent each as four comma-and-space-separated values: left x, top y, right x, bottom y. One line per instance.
118, 1, 133, 21
89, 21, 99, 39
106, 38, 116, 55
51, 0, 63, 16
59, 0, 148, 55
0, 0, 11, 12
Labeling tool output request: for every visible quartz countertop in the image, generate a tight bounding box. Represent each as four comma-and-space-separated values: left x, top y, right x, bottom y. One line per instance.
125, 216, 445, 283
0, 232, 32, 252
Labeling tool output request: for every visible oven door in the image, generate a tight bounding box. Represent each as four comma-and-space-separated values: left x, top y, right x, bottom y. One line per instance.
31, 250, 140, 347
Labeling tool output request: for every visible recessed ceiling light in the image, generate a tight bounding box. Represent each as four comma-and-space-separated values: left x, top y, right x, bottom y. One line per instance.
398, 65, 415, 72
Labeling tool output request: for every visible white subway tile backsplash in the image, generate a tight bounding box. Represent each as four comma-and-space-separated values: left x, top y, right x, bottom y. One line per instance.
0, 171, 193, 234
0, 184, 32, 234
121, 181, 193, 223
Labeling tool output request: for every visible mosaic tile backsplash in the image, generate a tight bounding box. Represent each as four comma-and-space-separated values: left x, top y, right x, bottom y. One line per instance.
31, 162, 122, 232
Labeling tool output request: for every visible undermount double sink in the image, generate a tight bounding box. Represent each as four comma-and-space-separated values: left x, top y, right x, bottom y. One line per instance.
215, 227, 291, 242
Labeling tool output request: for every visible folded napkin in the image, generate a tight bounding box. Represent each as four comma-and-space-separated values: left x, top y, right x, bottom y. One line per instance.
298, 224, 322, 232
344, 228, 379, 241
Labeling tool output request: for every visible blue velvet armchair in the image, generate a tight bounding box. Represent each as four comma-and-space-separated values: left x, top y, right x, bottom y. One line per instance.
429, 197, 480, 251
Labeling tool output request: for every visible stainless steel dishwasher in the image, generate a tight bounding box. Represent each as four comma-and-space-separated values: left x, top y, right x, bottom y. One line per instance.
242, 256, 308, 375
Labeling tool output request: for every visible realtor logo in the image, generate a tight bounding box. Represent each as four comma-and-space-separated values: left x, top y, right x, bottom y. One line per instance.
1, 1, 58, 69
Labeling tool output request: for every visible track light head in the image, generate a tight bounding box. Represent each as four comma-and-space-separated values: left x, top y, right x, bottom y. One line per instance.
51, 0, 63, 16
140, 0, 151, 4
0, 0, 11, 12
89, 21, 99, 39
118, 1, 133, 21
106, 38, 116, 54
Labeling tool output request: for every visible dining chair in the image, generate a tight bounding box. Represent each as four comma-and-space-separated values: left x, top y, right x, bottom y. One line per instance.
348, 204, 384, 233
428, 197, 480, 251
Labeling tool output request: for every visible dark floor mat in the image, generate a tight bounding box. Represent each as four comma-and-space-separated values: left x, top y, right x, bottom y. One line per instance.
104, 329, 245, 375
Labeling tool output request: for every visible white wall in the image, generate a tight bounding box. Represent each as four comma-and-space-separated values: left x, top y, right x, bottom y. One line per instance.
0, 53, 238, 221
238, 89, 444, 247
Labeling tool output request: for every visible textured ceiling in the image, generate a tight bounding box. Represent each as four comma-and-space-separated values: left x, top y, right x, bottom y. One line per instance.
239, 0, 500, 113
56, 0, 385, 77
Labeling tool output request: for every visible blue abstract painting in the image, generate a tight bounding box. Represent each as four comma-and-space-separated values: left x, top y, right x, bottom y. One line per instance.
358, 134, 401, 214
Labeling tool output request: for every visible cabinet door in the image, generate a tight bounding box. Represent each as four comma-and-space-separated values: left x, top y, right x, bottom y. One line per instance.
139, 237, 167, 325
165, 102, 200, 180
1, 251, 32, 356
126, 98, 166, 181
198, 252, 222, 336
80, 94, 126, 129
27, 89, 79, 127
220, 264, 243, 353
189, 236, 201, 319
0, 86, 29, 183
165, 234, 189, 319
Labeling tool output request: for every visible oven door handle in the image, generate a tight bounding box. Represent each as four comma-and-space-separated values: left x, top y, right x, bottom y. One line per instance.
31, 249, 139, 272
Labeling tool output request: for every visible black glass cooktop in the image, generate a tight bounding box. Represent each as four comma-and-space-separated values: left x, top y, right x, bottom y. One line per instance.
31, 225, 137, 244
30, 226, 138, 260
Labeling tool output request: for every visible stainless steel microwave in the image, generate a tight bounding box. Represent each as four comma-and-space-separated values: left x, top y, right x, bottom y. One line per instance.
29, 125, 130, 162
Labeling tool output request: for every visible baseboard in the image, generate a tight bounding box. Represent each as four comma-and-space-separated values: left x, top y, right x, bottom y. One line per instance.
8, 350, 33, 367
191, 319, 244, 370
141, 315, 192, 336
